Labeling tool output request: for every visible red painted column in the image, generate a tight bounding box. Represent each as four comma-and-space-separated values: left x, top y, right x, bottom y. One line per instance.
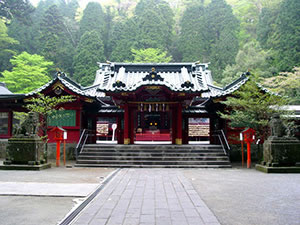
171, 107, 176, 144
176, 103, 182, 145
124, 103, 130, 144
130, 107, 135, 144
247, 142, 251, 168
56, 141, 61, 167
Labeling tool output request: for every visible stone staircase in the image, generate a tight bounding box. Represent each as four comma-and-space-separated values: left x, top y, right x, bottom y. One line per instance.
74, 144, 231, 168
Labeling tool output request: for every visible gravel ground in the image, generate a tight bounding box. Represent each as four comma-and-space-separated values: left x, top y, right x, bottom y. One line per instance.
183, 166, 300, 225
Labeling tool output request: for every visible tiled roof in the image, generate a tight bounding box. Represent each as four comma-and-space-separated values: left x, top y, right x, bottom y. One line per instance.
0, 82, 12, 94
26, 73, 105, 98
202, 73, 249, 98
94, 62, 212, 93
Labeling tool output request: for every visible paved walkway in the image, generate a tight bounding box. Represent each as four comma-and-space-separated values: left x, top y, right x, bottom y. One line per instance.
72, 169, 220, 225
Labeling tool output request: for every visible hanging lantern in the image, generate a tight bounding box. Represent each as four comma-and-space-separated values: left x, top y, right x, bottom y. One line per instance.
149, 104, 151, 112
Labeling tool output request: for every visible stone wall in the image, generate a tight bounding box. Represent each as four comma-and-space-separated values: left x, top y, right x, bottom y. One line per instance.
0, 139, 8, 158
47, 142, 77, 160
229, 144, 262, 162
0, 140, 77, 160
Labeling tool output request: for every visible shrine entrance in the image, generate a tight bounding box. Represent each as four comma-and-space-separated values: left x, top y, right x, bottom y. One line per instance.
134, 111, 172, 144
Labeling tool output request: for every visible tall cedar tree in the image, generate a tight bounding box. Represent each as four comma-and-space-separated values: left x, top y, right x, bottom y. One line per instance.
134, 0, 174, 51
39, 4, 76, 75
206, 0, 239, 82
0, 52, 52, 93
73, 30, 105, 86
178, 0, 239, 82
7, 0, 62, 54
79, 2, 105, 39
178, 4, 208, 62
0, 0, 34, 24
109, 18, 138, 62
272, 0, 300, 72
110, 0, 174, 62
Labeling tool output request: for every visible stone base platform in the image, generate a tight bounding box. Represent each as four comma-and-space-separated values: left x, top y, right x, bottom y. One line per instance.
256, 164, 300, 173
0, 163, 51, 171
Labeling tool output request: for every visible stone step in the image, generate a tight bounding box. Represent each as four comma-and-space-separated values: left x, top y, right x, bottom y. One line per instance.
74, 164, 232, 168
75, 144, 231, 168
75, 159, 231, 165
81, 149, 225, 154
77, 155, 229, 161
84, 144, 223, 150
79, 152, 226, 157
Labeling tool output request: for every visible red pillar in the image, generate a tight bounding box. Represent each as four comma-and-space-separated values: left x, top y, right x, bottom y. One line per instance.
247, 142, 251, 168
124, 104, 130, 144
176, 103, 182, 145
172, 107, 176, 144
56, 141, 61, 167
130, 108, 135, 144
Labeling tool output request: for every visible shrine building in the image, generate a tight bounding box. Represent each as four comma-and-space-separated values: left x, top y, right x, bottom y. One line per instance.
0, 62, 248, 147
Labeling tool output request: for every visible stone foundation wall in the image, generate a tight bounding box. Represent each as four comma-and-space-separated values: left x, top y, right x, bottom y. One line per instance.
229, 144, 262, 162
47, 142, 77, 160
0, 140, 76, 160
0, 139, 8, 158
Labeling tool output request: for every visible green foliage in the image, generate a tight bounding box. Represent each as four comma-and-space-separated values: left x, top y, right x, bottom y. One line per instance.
206, 0, 240, 81
0, 20, 19, 71
111, 0, 174, 62
257, 0, 300, 72
219, 77, 287, 139
178, 0, 239, 82
178, 4, 208, 62
130, 48, 172, 63
109, 18, 137, 62
262, 67, 300, 104
221, 41, 276, 85
272, 0, 300, 72
25, 93, 75, 140
38, 4, 77, 75
134, 0, 174, 51
79, 2, 105, 38
0, 0, 34, 24
73, 30, 105, 86
0, 52, 53, 93
25, 93, 75, 120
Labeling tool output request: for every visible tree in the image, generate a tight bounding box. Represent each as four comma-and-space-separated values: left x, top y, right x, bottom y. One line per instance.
178, 3, 208, 62
178, 0, 239, 82
0, 0, 34, 24
134, 0, 174, 51
73, 30, 105, 86
38, 4, 76, 75
206, 0, 240, 82
221, 41, 276, 85
272, 0, 300, 72
79, 2, 105, 38
0, 20, 19, 71
262, 67, 300, 104
0, 52, 53, 93
131, 48, 172, 63
25, 93, 75, 160
109, 18, 138, 62
219, 77, 287, 140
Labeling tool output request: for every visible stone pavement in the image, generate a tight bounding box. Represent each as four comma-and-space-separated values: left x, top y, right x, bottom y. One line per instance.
71, 169, 220, 225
